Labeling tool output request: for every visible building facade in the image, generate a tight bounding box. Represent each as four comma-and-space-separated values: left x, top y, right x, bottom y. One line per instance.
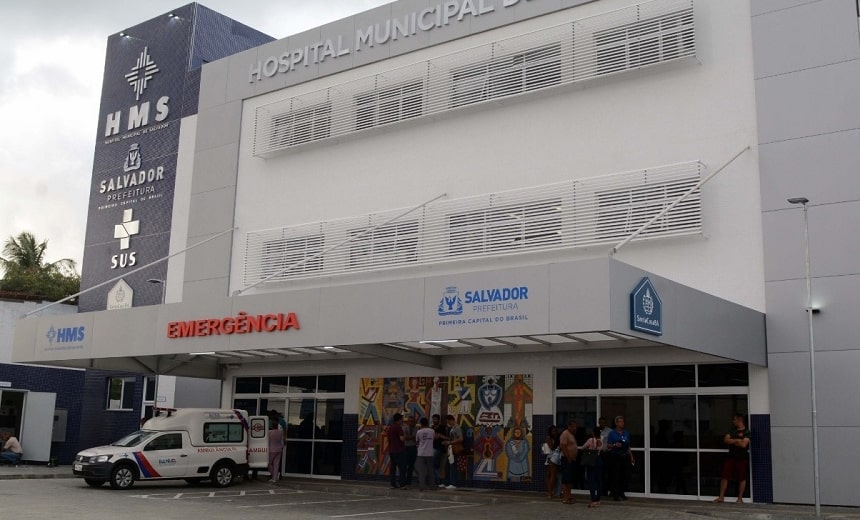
11, 0, 860, 506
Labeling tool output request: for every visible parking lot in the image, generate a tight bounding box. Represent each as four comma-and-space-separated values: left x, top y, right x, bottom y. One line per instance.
2, 474, 859, 520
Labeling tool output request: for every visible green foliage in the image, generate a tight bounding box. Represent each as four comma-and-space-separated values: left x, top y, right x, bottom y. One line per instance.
0, 231, 80, 302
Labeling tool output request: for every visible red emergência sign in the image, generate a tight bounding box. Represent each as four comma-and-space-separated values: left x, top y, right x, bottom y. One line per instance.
166, 311, 299, 338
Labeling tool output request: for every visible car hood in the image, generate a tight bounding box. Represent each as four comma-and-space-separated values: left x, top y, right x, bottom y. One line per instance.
77, 445, 135, 457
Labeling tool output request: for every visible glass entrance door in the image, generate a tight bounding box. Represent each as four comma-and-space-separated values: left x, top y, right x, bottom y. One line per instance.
601, 396, 645, 493
284, 397, 344, 477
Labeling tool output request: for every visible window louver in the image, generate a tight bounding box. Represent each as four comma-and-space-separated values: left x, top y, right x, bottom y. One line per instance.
243, 161, 703, 285
253, 0, 696, 157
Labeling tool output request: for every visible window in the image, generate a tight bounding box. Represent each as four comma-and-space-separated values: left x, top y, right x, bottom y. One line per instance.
232, 375, 346, 478
203, 422, 245, 443
270, 102, 332, 148
107, 377, 136, 410
601, 366, 646, 388
451, 43, 562, 107
556, 368, 599, 390
142, 376, 156, 421
144, 433, 183, 451
348, 221, 419, 268
648, 365, 695, 388
594, 8, 695, 76
261, 235, 324, 278
449, 199, 562, 257
698, 363, 749, 387
355, 80, 423, 130
595, 180, 698, 241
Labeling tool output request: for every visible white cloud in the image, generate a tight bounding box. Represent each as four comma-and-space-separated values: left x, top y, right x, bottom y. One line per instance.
0, 1, 391, 269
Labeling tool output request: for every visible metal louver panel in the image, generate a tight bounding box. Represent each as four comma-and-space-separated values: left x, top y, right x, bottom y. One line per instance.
253, 0, 695, 157
243, 160, 703, 286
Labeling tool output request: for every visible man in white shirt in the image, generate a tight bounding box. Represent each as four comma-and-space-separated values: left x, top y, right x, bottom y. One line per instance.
1, 431, 23, 464
414, 417, 437, 491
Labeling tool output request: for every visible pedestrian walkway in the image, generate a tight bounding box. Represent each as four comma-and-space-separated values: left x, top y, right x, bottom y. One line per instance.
0, 462, 72, 480
1, 465, 857, 519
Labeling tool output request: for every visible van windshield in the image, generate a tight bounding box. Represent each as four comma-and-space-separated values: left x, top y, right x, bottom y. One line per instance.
111, 430, 158, 447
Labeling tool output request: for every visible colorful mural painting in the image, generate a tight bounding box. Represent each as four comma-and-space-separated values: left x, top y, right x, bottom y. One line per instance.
357, 374, 533, 483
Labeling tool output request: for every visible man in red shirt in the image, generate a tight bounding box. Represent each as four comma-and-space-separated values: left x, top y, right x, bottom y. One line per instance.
387, 413, 407, 489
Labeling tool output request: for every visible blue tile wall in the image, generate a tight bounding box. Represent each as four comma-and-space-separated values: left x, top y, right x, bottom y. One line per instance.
78, 370, 147, 455
0, 363, 84, 464
750, 414, 773, 503
342, 413, 358, 480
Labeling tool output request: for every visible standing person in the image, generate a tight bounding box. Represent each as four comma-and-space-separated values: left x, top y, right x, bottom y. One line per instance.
606, 415, 634, 501
597, 416, 610, 497
431, 414, 446, 485
440, 414, 463, 489
582, 427, 604, 507
543, 425, 561, 499
267, 419, 284, 483
387, 413, 407, 489
402, 415, 418, 489
559, 420, 578, 504
414, 417, 437, 491
714, 414, 751, 503
0, 431, 22, 465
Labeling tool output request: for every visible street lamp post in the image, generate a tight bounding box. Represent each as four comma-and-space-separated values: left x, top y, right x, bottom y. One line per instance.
146, 278, 166, 305
787, 197, 820, 517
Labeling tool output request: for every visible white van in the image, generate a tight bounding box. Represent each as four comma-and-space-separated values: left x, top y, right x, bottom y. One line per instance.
72, 408, 269, 489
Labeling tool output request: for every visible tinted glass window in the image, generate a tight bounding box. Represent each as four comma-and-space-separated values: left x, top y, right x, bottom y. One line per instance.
649, 365, 695, 388
317, 375, 346, 393
232, 398, 258, 415
145, 433, 183, 451
698, 363, 748, 387
203, 422, 245, 443
697, 395, 748, 449
601, 366, 645, 388
649, 395, 696, 449
235, 377, 261, 394
290, 376, 317, 393
556, 368, 598, 390
262, 377, 290, 393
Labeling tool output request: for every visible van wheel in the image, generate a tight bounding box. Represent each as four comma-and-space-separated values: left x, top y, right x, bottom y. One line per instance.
210, 462, 234, 488
84, 478, 105, 487
109, 464, 136, 490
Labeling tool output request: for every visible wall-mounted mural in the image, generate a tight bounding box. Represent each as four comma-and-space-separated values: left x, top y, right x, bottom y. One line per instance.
358, 374, 533, 483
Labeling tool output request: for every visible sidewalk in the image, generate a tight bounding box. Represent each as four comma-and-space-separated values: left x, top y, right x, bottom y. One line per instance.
2, 465, 857, 519
0, 462, 74, 480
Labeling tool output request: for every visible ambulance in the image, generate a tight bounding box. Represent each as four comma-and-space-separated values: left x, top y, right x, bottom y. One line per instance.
72, 408, 269, 489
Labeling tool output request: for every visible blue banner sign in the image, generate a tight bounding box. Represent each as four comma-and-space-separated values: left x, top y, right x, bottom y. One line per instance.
630, 277, 662, 336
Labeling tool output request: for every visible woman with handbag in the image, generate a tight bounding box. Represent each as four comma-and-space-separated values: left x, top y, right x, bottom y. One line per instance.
581, 427, 604, 507
542, 425, 561, 499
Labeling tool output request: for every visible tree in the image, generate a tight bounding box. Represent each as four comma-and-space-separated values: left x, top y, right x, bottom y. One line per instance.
0, 231, 80, 302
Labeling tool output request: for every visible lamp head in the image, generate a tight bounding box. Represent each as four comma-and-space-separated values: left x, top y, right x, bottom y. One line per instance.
787, 197, 809, 205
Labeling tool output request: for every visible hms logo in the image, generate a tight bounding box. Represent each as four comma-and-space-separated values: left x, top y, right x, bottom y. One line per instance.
46, 325, 85, 345
125, 46, 159, 101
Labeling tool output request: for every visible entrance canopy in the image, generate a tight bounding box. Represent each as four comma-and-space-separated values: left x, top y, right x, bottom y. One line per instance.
12, 258, 766, 377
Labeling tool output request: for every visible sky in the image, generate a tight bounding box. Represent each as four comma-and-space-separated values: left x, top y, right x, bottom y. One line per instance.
0, 0, 392, 271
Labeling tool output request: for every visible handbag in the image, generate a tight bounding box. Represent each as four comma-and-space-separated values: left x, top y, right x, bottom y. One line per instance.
541, 442, 552, 455
581, 449, 599, 468
549, 447, 563, 466
452, 443, 465, 456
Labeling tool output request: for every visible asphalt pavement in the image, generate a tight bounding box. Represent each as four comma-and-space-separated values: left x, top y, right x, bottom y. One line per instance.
1, 463, 857, 519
